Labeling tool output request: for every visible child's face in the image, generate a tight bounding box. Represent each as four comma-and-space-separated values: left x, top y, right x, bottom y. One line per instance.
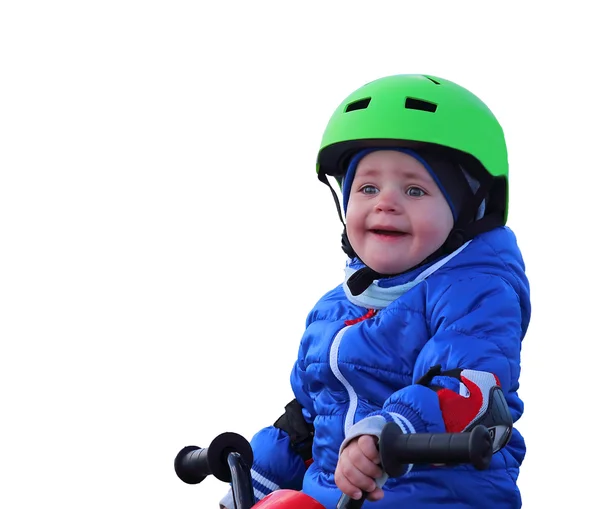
345, 150, 454, 275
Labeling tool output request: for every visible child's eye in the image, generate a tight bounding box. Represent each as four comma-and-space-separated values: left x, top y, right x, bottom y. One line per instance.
360, 185, 379, 195
407, 186, 425, 197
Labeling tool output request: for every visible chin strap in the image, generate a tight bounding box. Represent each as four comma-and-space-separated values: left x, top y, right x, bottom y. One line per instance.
318, 170, 344, 224
319, 170, 361, 260
341, 226, 358, 258
346, 266, 386, 296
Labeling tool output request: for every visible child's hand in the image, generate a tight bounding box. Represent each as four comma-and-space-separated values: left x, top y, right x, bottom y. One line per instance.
334, 434, 384, 502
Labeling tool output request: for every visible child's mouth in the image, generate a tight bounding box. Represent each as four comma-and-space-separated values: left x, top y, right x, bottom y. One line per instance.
370, 229, 406, 237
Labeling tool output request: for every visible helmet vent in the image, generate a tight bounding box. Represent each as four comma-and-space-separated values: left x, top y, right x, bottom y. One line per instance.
425, 76, 440, 85
345, 97, 371, 112
405, 97, 437, 113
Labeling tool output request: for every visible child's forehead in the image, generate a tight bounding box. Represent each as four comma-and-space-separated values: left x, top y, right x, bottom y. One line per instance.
354, 151, 431, 179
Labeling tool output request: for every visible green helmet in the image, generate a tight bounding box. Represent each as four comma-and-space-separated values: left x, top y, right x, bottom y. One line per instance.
316, 74, 509, 222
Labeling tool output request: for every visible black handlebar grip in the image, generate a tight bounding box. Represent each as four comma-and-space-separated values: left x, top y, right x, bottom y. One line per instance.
336, 492, 367, 509
380, 423, 493, 477
174, 432, 254, 484
335, 425, 493, 509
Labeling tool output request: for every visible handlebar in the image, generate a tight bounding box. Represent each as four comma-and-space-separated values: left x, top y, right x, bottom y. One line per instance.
380, 421, 492, 474
175, 423, 493, 509
175, 431, 255, 509
336, 422, 492, 508
175, 431, 254, 484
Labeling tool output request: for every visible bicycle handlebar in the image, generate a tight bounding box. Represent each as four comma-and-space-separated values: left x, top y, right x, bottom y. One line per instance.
380, 421, 492, 474
174, 431, 254, 484
175, 423, 493, 509
336, 422, 492, 508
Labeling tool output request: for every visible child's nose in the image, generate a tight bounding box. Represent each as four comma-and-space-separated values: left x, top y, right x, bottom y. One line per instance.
375, 189, 403, 212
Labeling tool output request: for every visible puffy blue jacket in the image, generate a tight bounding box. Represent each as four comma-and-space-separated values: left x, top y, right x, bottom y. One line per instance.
230, 227, 530, 509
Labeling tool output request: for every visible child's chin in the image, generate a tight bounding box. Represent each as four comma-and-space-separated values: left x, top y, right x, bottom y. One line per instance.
366, 258, 412, 275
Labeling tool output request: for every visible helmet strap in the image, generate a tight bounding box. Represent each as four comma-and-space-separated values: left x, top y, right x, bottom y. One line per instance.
318, 170, 345, 224
318, 170, 358, 258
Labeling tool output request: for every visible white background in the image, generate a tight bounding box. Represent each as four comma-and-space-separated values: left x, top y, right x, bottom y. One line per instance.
1, 1, 596, 507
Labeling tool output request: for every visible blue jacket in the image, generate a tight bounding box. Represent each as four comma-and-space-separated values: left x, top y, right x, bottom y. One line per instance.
242, 227, 530, 509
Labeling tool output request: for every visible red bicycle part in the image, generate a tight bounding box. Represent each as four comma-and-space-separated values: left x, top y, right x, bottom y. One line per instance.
253, 489, 326, 509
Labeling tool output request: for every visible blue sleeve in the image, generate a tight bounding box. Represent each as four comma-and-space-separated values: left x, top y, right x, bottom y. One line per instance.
290, 358, 316, 424
249, 426, 307, 492
355, 274, 525, 437
417, 274, 524, 417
